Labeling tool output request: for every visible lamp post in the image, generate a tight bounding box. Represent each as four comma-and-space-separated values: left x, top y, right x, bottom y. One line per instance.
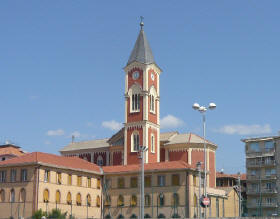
237, 172, 241, 217
196, 162, 202, 218
192, 102, 216, 218
139, 146, 148, 219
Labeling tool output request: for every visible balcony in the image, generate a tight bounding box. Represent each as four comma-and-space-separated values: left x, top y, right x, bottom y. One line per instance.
247, 203, 278, 208
247, 174, 277, 181
246, 148, 275, 158
247, 160, 276, 168
247, 188, 277, 195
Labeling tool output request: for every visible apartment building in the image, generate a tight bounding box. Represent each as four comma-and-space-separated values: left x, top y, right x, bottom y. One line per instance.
0, 152, 102, 219
242, 135, 280, 216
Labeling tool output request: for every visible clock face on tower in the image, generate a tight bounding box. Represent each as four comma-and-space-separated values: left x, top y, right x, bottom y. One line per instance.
132, 71, 140, 80
151, 73, 155, 81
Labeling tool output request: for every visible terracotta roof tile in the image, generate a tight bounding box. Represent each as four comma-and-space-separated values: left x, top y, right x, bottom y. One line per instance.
103, 160, 195, 174
0, 146, 25, 157
0, 152, 101, 174
216, 172, 246, 180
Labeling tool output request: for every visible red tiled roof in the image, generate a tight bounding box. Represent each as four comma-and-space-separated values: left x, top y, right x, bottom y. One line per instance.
0, 146, 25, 157
0, 152, 101, 174
216, 172, 246, 180
103, 160, 195, 174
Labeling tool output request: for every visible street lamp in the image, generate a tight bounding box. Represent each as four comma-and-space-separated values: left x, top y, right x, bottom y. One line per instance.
139, 146, 148, 219
196, 162, 202, 219
192, 102, 216, 218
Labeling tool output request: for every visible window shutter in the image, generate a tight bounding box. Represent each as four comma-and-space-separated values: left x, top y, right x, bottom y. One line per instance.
96, 195, 101, 207
43, 189, 49, 203
87, 195, 91, 206
76, 193, 81, 205
97, 178, 101, 189
56, 191, 60, 203
67, 192, 72, 205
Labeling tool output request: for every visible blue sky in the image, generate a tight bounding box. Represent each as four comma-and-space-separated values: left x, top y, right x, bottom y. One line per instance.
1, 1, 280, 173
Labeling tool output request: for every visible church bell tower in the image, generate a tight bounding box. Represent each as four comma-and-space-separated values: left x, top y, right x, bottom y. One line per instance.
124, 21, 162, 165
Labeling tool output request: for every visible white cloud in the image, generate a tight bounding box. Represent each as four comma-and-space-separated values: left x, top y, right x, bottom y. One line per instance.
46, 129, 65, 136
102, 120, 123, 131
160, 115, 184, 129
215, 124, 272, 135
44, 141, 51, 145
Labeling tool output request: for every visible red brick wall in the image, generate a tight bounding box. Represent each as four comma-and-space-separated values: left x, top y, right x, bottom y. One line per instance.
127, 127, 143, 165
128, 67, 143, 89
191, 150, 205, 169
169, 151, 188, 162
127, 96, 143, 122
148, 128, 157, 163
113, 152, 122, 166
209, 151, 216, 188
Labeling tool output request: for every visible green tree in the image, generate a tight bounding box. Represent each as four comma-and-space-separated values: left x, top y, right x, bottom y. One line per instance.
32, 209, 47, 219
48, 209, 67, 219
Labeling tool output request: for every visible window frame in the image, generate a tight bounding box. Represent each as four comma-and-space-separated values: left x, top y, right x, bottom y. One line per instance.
131, 132, 140, 152
10, 169, 16, 182
158, 175, 165, 187
151, 134, 155, 153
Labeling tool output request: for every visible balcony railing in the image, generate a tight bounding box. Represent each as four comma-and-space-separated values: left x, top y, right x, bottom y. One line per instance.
247, 174, 277, 181
247, 202, 278, 208
247, 188, 277, 195
247, 160, 276, 167
246, 148, 275, 157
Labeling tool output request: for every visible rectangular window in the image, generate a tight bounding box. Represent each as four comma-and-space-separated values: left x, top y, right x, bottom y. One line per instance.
251, 170, 256, 176
77, 176, 82, 187
10, 169, 16, 182
68, 174, 72, 185
57, 172, 62, 184
151, 135, 155, 153
132, 94, 140, 112
87, 177, 91, 188
250, 142, 260, 152
0, 171, 6, 183
133, 133, 140, 151
131, 177, 138, 188
172, 174, 180, 186
118, 178, 125, 188
44, 170, 50, 182
145, 176, 151, 187
105, 179, 111, 189
21, 169, 27, 182
158, 175, 165, 187
97, 178, 101, 189
265, 141, 274, 151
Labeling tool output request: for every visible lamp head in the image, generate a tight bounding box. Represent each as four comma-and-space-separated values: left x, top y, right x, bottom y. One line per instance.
192, 103, 200, 110
209, 102, 216, 110
198, 106, 207, 113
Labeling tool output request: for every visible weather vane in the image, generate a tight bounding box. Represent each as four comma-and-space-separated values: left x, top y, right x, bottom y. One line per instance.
140, 16, 144, 29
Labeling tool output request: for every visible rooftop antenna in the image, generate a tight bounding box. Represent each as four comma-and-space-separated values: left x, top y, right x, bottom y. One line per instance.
140, 16, 144, 30
72, 135, 75, 143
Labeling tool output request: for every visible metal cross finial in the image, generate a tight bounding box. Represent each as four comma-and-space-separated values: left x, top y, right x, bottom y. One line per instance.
140, 16, 144, 29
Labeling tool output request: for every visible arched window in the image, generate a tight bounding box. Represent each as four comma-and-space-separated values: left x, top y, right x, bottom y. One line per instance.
10, 189, 15, 203
76, 193, 82, 206
132, 94, 140, 112
145, 194, 151, 206
105, 195, 111, 206
117, 214, 124, 219
151, 134, 155, 153
56, 190, 61, 204
158, 194, 164, 207
97, 155, 103, 166
67, 192, 72, 205
117, 195, 124, 207
193, 194, 198, 207
131, 195, 137, 207
131, 132, 140, 152
172, 193, 179, 207
20, 188, 26, 202
87, 194, 91, 206
96, 195, 101, 207
149, 95, 155, 113
0, 189, 5, 202
43, 189, 49, 203
130, 214, 137, 219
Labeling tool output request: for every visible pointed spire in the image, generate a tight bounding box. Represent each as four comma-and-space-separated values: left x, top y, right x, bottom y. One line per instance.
127, 18, 156, 66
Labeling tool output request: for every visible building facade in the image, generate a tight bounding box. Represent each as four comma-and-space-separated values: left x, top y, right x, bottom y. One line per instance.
242, 135, 280, 216
0, 152, 102, 219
